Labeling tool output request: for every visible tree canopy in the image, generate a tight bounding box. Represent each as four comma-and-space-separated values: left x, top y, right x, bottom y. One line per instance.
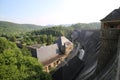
0, 21, 45, 36
0, 21, 100, 46
0, 37, 52, 80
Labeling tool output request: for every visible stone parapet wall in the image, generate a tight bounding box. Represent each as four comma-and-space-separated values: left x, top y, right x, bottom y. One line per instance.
101, 29, 120, 39
94, 34, 120, 80
97, 29, 120, 74
94, 54, 118, 80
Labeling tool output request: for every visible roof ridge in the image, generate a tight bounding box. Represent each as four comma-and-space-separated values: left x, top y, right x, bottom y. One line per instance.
101, 8, 120, 22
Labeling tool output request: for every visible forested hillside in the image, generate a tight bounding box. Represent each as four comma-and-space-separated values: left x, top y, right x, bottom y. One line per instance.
0, 21, 100, 36
0, 37, 51, 80
18, 26, 73, 46
0, 21, 45, 35
0, 21, 100, 46
70, 22, 100, 29
0, 21, 100, 79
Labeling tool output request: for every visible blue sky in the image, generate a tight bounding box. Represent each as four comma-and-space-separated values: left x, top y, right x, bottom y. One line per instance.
0, 0, 120, 25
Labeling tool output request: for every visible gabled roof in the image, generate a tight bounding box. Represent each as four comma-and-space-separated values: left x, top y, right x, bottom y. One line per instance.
56, 36, 73, 49
30, 36, 73, 66
37, 44, 61, 65
101, 8, 120, 22
61, 36, 73, 46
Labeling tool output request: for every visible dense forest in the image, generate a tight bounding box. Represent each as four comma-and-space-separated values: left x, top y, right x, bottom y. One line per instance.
24, 26, 73, 45
0, 21, 100, 46
70, 22, 100, 29
0, 21, 46, 36
0, 37, 52, 80
0, 21, 100, 36
0, 21, 100, 79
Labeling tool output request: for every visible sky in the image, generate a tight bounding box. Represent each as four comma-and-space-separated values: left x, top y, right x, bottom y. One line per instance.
0, 0, 120, 25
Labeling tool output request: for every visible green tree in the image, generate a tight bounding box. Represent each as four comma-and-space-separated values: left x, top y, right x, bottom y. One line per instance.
9, 35, 16, 42
47, 35, 53, 45
0, 37, 52, 80
40, 35, 47, 44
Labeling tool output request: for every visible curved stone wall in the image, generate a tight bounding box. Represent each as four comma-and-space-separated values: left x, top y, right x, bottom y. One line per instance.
72, 30, 100, 80
96, 29, 120, 74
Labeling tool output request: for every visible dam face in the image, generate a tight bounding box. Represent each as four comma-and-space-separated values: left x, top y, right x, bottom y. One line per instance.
97, 29, 120, 74
95, 8, 120, 80
52, 8, 120, 80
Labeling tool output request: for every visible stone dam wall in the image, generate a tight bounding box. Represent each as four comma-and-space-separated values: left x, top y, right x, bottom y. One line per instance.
96, 29, 120, 74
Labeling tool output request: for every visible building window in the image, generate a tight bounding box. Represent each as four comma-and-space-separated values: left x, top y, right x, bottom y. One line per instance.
48, 65, 51, 70
110, 26, 114, 28
117, 24, 120, 28
54, 62, 56, 67
45, 67, 48, 71
56, 60, 59, 64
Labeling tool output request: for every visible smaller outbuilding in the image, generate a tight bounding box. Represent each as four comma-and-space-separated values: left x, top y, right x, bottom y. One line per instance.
28, 36, 73, 72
